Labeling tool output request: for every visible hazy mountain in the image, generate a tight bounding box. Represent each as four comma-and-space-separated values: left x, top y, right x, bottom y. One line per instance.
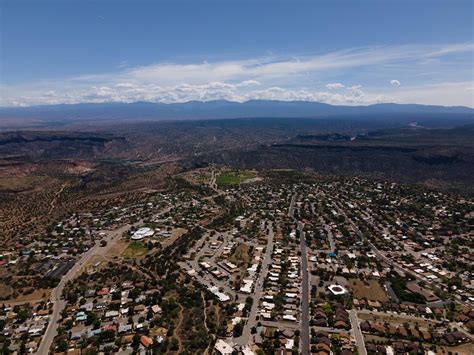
0, 100, 472, 123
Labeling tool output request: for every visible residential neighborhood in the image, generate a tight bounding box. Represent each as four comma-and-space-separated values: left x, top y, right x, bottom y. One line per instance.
1, 169, 473, 354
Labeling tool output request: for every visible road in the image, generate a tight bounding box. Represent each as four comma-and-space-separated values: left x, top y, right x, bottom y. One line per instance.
288, 193, 297, 218
289, 192, 310, 354
298, 221, 310, 355
233, 223, 274, 347
209, 168, 218, 191
349, 309, 367, 355
35, 224, 130, 355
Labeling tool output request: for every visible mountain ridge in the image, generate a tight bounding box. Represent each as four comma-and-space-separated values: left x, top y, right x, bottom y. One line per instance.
0, 99, 472, 122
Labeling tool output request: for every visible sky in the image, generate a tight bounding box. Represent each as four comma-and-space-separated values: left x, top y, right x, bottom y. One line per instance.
1, 0, 473, 107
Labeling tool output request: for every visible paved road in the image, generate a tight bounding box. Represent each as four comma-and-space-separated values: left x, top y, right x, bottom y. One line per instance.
288, 193, 297, 218
289, 192, 310, 354
233, 223, 274, 347
35, 225, 130, 355
298, 221, 310, 355
349, 309, 367, 355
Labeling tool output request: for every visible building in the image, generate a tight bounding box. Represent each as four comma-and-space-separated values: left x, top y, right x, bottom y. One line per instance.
131, 227, 155, 240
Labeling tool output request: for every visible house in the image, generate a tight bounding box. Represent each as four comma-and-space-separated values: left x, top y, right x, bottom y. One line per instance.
102, 324, 117, 333
96, 288, 109, 296
421, 330, 431, 340
71, 325, 87, 340
105, 310, 119, 318
405, 282, 439, 302
75, 311, 87, 322
134, 304, 146, 313
360, 321, 371, 332
316, 342, 331, 353
399, 327, 408, 337
215, 339, 234, 354
138, 335, 152, 348
371, 323, 384, 334
151, 305, 162, 314
118, 323, 133, 333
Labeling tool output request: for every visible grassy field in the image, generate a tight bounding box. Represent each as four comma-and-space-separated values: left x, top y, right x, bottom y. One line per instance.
348, 278, 389, 302
122, 241, 148, 258
216, 170, 256, 185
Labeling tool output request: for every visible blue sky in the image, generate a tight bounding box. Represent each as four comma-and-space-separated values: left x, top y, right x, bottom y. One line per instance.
1, 0, 473, 106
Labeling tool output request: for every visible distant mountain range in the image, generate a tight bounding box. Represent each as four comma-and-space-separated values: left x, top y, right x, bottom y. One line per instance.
0, 100, 473, 122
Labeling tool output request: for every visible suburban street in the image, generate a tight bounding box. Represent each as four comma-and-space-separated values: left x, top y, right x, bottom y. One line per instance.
288, 192, 310, 354
298, 221, 310, 355
35, 224, 130, 355
234, 223, 274, 347
349, 309, 367, 355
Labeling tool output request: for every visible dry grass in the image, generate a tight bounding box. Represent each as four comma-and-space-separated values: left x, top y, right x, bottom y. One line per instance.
160, 228, 187, 248
107, 239, 130, 257
348, 278, 389, 302
437, 343, 474, 355
0, 283, 13, 299
0, 176, 40, 191
229, 243, 251, 265
229, 243, 252, 283
180, 169, 212, 185
6, 288, 52, 303
358, 312, 440, 329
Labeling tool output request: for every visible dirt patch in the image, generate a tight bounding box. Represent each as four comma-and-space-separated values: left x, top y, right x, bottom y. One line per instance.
348, 278, 389, 302
6, 287, 52, 303
228, 243, 251, 266
160, 228, 187, 248
0, 283, 13, 299
358, 312, 440, 329
228, 243, 252, 283
108, 239, 129, 258
437, 342, 474, 355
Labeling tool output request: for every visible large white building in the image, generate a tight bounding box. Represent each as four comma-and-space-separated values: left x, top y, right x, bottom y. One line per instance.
131, 227, 155, 240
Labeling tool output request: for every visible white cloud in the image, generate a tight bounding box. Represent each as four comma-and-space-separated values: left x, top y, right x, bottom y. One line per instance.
326, 83, 345, 90
237, 80, 261, 87
1, 42, 473, 107
382, 81, 474, 107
